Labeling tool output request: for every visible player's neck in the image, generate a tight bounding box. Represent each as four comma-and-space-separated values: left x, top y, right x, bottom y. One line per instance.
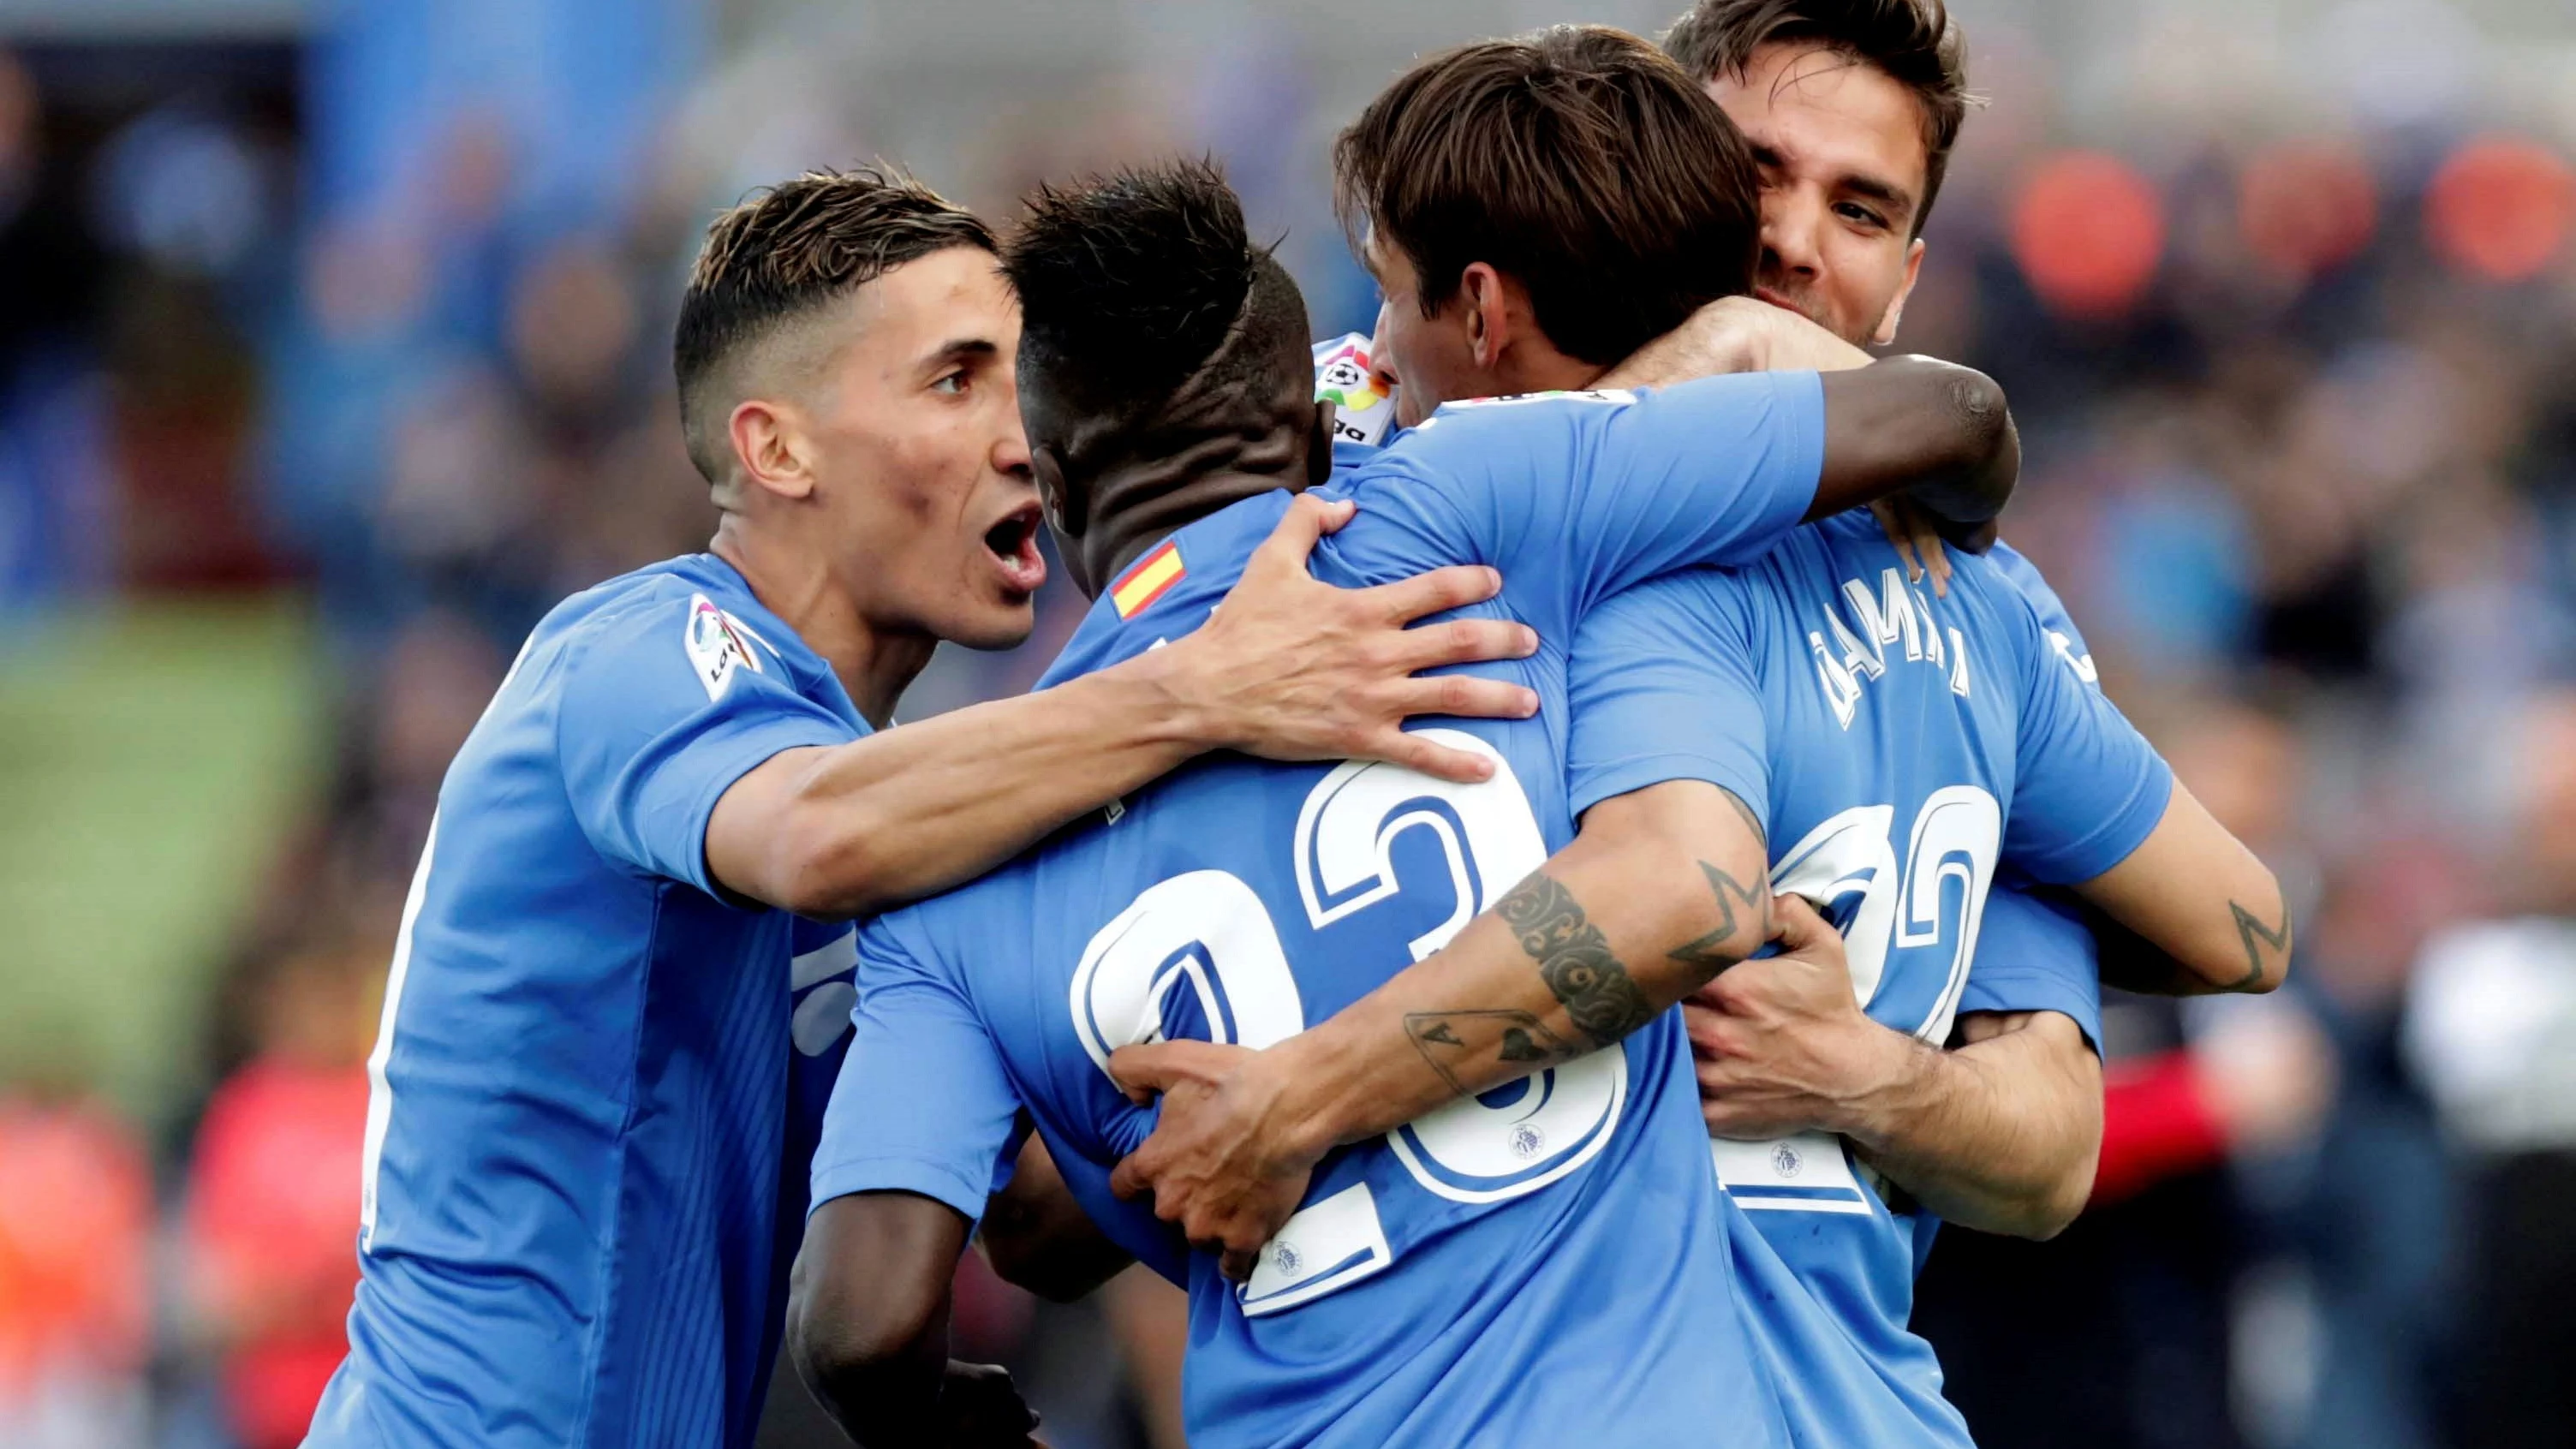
1089, 468, 1309, 593
706, 519, 937, 728
1481, 347, 1605, 401
1082, 412, 1316, 595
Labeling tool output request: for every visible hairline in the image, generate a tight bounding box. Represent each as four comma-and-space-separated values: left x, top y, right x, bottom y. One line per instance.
1740, 39, 1934, 233
682, 237, 994, 486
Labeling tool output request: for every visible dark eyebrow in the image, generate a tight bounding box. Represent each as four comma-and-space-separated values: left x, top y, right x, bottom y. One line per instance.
1841, 173, 1916, 220
927, 337, 1000, 370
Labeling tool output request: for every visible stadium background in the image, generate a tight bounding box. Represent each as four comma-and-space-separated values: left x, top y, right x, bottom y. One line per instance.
2, 0, 2573, 1446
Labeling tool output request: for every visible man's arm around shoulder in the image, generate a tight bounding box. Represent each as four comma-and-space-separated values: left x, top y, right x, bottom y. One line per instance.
710, 495, 1541, 919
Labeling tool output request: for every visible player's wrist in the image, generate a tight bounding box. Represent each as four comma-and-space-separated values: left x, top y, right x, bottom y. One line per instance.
1111, 633, 1230, 753
1254, 1029, 1368, 1163
1824, 1020, 1935, 1149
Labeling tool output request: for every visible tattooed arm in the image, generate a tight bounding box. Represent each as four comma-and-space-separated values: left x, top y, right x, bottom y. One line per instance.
2070, 779, 2292, 995
1104, 779, 1769, 1279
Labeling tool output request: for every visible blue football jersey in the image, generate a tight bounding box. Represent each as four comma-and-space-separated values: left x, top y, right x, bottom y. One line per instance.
1953, 541, 2117, 1047
814, 374, 1834, 1449
308, 555, 864, 1449
1564, 512, 2174, 1447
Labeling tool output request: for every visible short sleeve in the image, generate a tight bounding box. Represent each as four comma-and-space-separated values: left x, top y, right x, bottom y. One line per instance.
1565, 572, 1771, 827
1368, 370, 1823, 640
554, 588, 856, 896
2005, 598, 2174, 884
809, 914, 1023, 1225
1957, 885, 2104, 1053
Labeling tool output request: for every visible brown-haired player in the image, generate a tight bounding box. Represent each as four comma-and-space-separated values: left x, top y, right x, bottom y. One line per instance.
302, 168, 1554, 1449
1110, 9, 2292, 1449
784, 27, 2030, 1446
1666, 7, 2299, 1447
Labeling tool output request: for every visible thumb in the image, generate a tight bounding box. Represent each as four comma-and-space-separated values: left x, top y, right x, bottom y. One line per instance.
1109, 1040, 1243, 1102
1245, 493, 1351, 580
1768, 891, 1832, 953
1106, 1043, 1184, 1105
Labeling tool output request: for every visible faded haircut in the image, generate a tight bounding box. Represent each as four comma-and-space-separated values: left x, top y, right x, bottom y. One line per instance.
1003, 158, 1308, 433
674, 167, 995, 484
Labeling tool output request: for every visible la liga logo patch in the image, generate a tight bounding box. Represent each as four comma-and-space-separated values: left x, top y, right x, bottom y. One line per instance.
684, 593, 766, 700
1312, 333, 1397, 446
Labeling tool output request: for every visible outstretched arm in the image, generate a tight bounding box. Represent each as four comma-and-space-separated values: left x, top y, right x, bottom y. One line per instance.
1106, 779, 1772, 1278
711, 495, 1540, 918
788, 1193, 1042, 1448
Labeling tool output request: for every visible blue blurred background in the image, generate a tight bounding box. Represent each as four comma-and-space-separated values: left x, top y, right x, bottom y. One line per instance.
3, 2, 2574, 1446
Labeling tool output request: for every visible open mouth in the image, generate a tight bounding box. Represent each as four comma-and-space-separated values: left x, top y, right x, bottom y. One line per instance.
981, 502, 1047, 596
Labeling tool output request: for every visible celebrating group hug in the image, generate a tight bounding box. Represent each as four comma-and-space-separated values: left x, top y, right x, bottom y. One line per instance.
301, 5, 2293, 1448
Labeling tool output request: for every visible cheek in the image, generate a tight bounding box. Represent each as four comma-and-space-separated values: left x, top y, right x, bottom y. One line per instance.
1828, 235, 1913, 325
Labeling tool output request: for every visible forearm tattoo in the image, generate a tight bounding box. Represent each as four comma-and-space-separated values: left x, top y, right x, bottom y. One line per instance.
1666, 861, 1768, 974
2224, 898, 2293, 993
1404, 1010, 1577, 1099
1494, 872, 1655, 1049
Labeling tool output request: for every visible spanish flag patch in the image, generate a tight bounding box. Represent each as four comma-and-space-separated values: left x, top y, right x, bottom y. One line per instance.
1111, 539, 1186, 619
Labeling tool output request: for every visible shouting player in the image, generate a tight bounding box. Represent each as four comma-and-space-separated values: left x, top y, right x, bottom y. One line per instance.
787, 30, 2018, 1447
301, 171, 1555, 1449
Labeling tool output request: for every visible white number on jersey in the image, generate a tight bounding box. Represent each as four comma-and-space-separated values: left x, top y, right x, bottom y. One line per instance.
1718, 789, 2001, 1216
1068, 730, 1628, 1314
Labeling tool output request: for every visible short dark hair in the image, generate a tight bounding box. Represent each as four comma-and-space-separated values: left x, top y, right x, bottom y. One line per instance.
1333, 25, 1760, 367
674, 167, 994, 482
1004, 158, 1309, 435
1663, 0, 1971, 236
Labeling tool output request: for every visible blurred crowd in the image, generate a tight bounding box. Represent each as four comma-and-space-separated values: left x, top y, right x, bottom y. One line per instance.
3, 2, 2575, 1447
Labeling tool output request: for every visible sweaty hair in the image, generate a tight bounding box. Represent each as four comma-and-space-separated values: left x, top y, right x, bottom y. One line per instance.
674, 167, 995, 484
1333, 25, 1759, 367
1662, 0, 1971, 236
1004, 158, 1309, 435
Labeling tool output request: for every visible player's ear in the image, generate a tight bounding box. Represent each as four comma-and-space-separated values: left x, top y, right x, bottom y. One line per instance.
1304, 400, 1337, 486
1871, 237, 1927, 349
729, 398, 814, 503
1459, 262, 1508, 369
1031, 441, 1085, 540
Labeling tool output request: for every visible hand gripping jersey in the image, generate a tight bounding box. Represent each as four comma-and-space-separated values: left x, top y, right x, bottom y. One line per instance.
307, 556, 866, 1449
1565, 513, 2174, 1446
813, 374, 1832, 1449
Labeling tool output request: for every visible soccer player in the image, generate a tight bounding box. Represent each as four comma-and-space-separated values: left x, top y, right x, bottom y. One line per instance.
301, 170, 1554, 1449
1112, 3, 2293, 1443
787, 32, 2020, 1446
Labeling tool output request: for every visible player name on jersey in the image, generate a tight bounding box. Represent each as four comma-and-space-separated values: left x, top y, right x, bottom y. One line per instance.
1808, 565, 1972, 727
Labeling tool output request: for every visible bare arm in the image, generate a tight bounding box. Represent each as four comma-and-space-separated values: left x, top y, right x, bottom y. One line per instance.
1104, 780, 1772, 1276
2071, 780, 2292, 994
1848, 1010, 2101, 1239
1596, 296, 2018, 532
1678, 897, 2103, 1240
788, 1193, 1041, 1448
710, 495, 1540, 918
1809, 360, 2018, 528
978, 1136, 1134, 1304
